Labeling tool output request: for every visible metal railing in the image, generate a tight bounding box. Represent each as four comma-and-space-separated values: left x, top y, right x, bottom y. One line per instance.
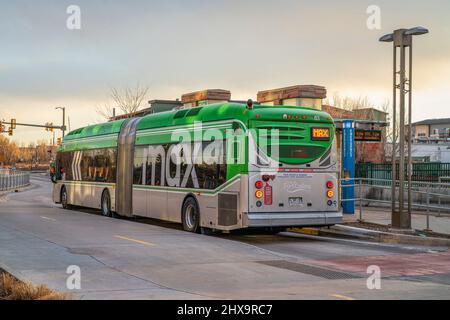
0, 169, 31, 191
356, 162, 450, 183
340, 177, 450, 230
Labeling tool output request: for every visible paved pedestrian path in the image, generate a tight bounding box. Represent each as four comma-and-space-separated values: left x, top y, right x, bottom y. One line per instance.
343, 207, 450, 234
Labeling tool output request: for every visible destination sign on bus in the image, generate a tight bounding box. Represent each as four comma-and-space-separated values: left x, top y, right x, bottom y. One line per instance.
311, 127, 330, 140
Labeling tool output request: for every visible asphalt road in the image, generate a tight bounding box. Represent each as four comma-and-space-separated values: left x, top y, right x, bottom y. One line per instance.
0, 173, 449, 300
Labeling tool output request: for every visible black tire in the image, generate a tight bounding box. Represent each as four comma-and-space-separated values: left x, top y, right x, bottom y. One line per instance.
182, 197, 201, 233
61, 186, 72, 210
201, 227, 216, 236
101, 190, 112, 217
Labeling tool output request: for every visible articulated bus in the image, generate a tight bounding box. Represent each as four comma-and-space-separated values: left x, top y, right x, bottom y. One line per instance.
52, 102, 342, 233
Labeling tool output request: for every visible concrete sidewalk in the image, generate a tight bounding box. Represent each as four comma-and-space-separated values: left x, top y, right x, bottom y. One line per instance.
343, 207, 450, 234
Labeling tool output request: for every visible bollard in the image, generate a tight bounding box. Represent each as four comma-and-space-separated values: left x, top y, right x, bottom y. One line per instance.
359, 179, 363, 221
425, 189, 432, 232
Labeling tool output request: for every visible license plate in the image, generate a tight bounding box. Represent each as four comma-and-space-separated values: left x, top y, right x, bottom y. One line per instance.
288, 197, 303, 207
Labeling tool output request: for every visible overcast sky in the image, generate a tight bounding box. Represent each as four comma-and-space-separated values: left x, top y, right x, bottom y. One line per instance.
1, 0, 449, 144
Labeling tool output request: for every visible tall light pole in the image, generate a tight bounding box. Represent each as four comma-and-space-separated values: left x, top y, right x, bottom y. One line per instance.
55, 107, 66, 137
379, 26, 429, 229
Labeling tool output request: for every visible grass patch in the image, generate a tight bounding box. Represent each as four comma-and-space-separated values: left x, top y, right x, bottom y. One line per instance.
0, 271, 69, 300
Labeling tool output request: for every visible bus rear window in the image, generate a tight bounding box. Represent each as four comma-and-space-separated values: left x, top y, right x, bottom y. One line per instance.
251, 120, 333, 165
267, 145, 326, 164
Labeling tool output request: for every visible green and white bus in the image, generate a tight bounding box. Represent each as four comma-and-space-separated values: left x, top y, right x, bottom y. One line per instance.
52, 101, 341, 233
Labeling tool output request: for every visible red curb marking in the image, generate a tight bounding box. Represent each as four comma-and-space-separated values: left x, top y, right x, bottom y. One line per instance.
307, 251, 450, 277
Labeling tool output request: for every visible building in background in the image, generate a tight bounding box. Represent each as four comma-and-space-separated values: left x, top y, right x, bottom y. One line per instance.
410, 144, 450, 162
411, 118, 450, 143
181, 89, 231, 107
256, 85, 326, 109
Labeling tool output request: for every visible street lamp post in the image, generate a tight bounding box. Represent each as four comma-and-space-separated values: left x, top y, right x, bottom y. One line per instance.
55, 107, 66, 137
379, 27, 429, 229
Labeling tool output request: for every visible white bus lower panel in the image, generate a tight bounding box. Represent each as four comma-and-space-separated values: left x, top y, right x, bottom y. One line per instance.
244, 211, 342, 227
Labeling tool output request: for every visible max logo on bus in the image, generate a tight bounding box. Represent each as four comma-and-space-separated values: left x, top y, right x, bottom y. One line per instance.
69, 124, 283, 188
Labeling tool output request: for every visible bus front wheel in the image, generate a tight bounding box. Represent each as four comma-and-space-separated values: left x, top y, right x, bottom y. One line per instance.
101, 190, 112, 217
182, 197, 200, 233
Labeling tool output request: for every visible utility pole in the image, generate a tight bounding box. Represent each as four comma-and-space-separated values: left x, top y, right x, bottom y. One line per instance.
380, 26, 429, 230
55, 107, 66, 137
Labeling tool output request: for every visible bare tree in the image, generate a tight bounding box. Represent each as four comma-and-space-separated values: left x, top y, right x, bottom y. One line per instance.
324, 92, 376, 111
0, 135, 19, 165
96, 84, 150, 121
96, 104, 116, 121
325, 93, 394, 161
380, 99, 409, 161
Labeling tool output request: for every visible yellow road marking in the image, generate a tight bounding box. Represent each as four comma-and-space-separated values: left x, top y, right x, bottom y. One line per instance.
40, 216, 56, 222
288, 227, 320, 236
114, 235, 154, 247
332, 294, 355, 301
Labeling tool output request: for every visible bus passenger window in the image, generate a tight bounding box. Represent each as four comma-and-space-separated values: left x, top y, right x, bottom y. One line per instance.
94, 154, 109, 182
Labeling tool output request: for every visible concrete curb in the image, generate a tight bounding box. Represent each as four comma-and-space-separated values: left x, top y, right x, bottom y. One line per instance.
0, 184, 32, 198
325, 224, 450, 247
288, 225, 450, 246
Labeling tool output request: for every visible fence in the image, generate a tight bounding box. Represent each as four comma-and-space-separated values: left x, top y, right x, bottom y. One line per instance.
341, 177, 450, 231
0, 169, 30, 191
356, 162, 450, 184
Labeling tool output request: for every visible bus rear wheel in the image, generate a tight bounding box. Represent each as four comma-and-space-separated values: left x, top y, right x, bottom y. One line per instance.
101, 190, 112, 217
61, 186, 72, 210
182, 197, 200, 233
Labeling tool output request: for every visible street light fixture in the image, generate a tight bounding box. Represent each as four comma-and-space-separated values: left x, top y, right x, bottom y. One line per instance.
379, 33, 394, 42
404, 26, 429, 36
379, 27, 429, 230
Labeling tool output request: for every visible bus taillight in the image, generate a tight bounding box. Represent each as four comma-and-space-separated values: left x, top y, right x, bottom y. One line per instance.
255, 190, 263, 199
255, 181, 263, 189
326, 181, 334, 189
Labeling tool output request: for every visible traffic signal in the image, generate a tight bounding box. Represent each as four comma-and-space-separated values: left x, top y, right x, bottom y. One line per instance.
8, 127, 13, 136
11, 119, 16, 129
45, 122, 53, 132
